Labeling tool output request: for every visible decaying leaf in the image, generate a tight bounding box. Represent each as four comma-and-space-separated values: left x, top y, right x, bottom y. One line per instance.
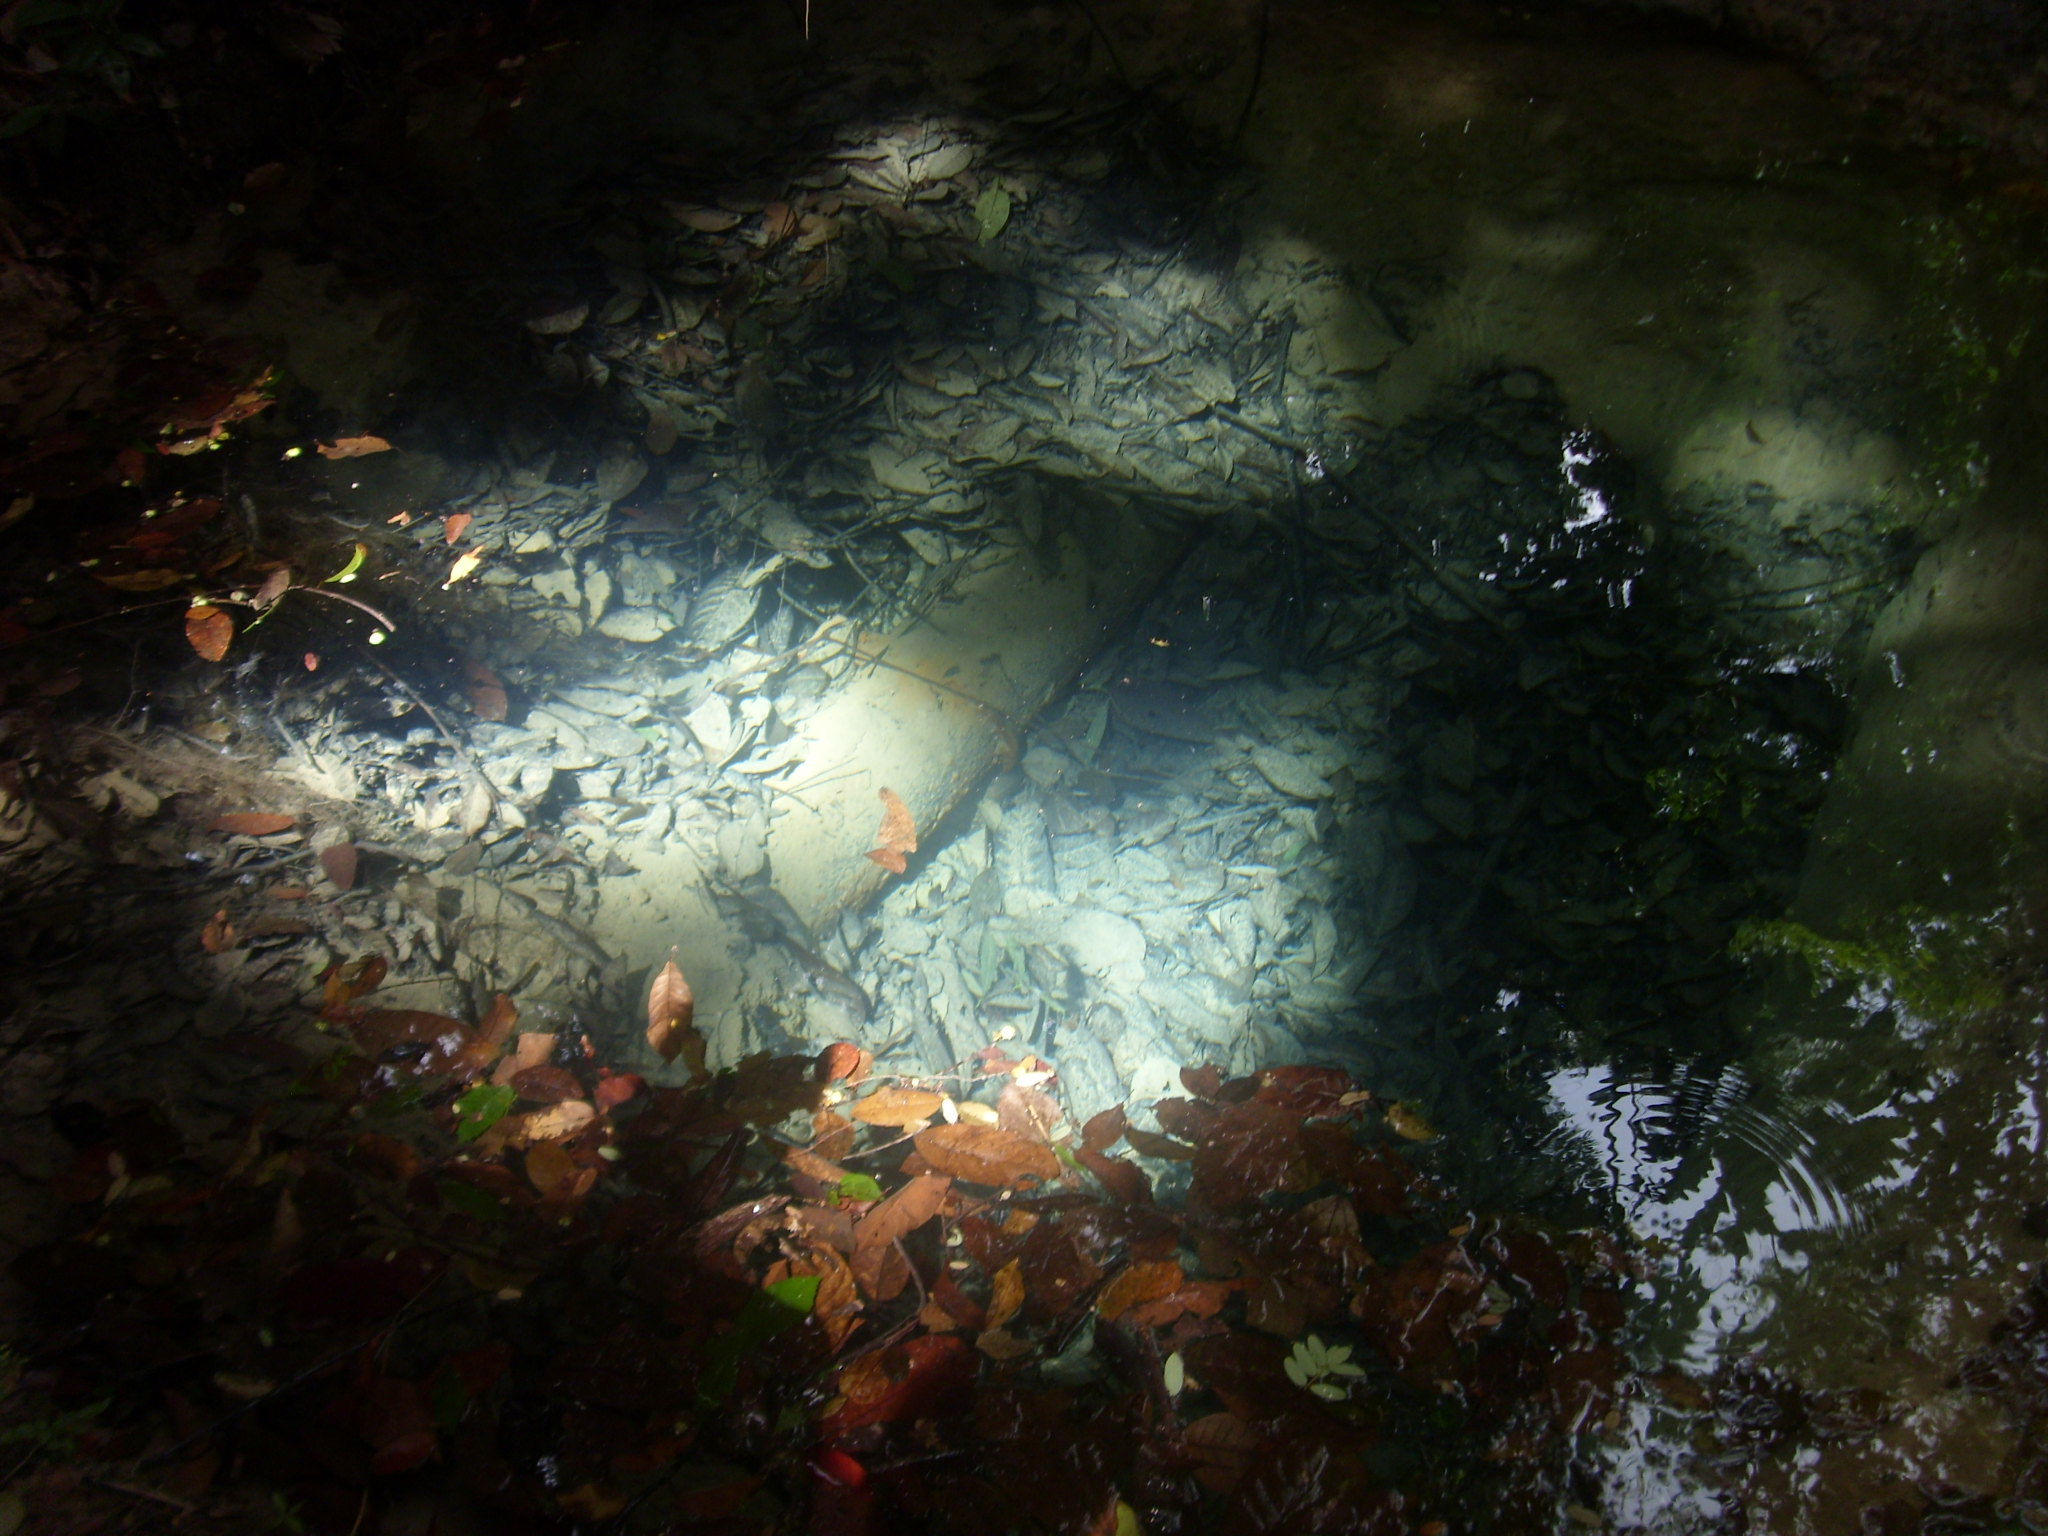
849, 1085, 946, 1127
200, 908, 236, 953
319, 842, 358, 891
465, 659, 509, 722
315, 435, 394, 460
913, 1123, 1060, 1188
646, 952, 703, 1072
186, 603, 233, 662
986, 1259, 1025, 1329
853, 1172, 950, 1252
817, 1040, 872, 1085
445, 546, 486, 588
212, 812, 297, 836
252, 566, 292, 609
866, 786, 917, 874
444, 511, 473, 545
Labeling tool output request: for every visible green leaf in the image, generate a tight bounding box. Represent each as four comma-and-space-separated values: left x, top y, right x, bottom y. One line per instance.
1162, 1351, 1184, 1397
323, 541, 367, 585
437, 1178, 505, 1222
697, 1275, 822, 1408
973, 185, 1012, 243
834, 1172, 884, 1204
453, 1083, 515, 1142
1309, 1380, 1347, 1401
1284, 1354, 1308, 1387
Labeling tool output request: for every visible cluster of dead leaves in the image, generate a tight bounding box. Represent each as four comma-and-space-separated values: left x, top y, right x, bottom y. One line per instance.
2, 962, 1650, 1536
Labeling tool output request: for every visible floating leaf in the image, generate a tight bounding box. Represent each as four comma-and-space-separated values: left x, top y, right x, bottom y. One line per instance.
866, 786, 917, 874
185, 603, 233, 662
973, 185, 1012, 242
316, 435, 394, 460
212, 812, 296, 836
443, 511, 473, 545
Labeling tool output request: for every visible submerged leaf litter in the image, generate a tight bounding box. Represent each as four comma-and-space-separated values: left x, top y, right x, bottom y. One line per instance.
0, 8, 1967, 1531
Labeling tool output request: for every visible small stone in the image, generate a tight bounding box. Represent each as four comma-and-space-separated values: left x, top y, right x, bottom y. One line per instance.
529, 564, 579, 606
512, 526, 556, 554
584, 564, 613, 625
597, 608, 674, 642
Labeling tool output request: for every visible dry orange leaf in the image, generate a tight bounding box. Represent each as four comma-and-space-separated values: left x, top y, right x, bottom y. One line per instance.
975, 1326, 1032, 1361
185, 603, 233, 662
212, 812, 297, 836
444, 511, 473, 546
315, 435, 394, 459
866, 786, 917, 874
849, 1085, 946, 1127
525, 1140, 587, 1200
444, 545, 485, 588
200, 908, 236, 953
913, 1123, 1060, 1188
1096, 1260, 1186, 1322
816, 1041, 870, 1085
986, 1258, 1026, 1329
853, 1171, 951, 1253
646, 952, 703, 1073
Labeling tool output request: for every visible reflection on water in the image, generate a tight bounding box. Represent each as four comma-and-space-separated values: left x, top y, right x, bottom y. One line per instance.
1544, 1063, 1859, 1367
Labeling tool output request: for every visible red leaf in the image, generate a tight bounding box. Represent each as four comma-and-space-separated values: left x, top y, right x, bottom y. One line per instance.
185, 603, 234, 662
444, 510, 473, 545
594, 1071, 644, 1110
318, 842, 358, 891
818, 1335, 973, 1435
1181, 1064, 1225, 1099
361, 1376, 437, 1475
1191, 1100, 1310, 1211
1251, 1065, 1356, 1119
1081, 1104, 1128, 1153
817, 1040, 870, 1084
1075, 1146, 1151, 1205
510, 1065, 584, 1103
